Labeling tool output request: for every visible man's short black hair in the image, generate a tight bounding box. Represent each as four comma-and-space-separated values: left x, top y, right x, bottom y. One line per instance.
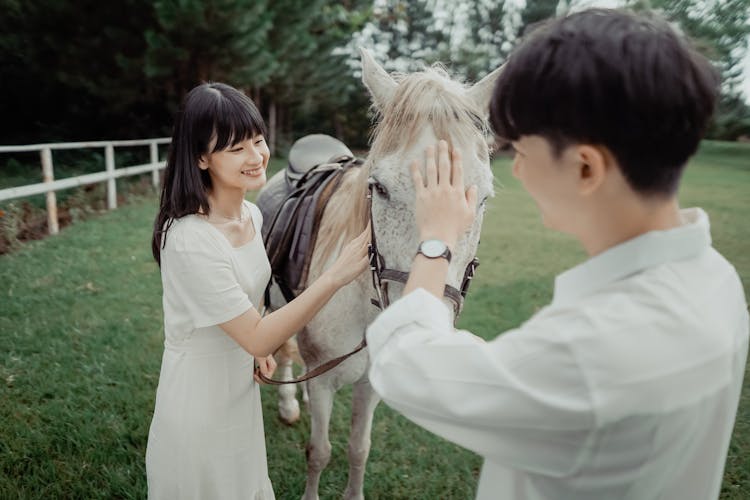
490, 8, 720, 196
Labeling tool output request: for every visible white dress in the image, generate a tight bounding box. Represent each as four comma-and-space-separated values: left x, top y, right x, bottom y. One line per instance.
146, 201, 275, 500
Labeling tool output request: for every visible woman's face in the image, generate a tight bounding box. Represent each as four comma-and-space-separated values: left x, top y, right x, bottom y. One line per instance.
200, 135, 270, 193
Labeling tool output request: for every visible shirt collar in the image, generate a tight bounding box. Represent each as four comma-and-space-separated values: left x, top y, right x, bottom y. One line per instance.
553, 208, 712, 307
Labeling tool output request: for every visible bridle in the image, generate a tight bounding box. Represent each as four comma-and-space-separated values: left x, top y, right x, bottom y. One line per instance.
366, 182, 479, 320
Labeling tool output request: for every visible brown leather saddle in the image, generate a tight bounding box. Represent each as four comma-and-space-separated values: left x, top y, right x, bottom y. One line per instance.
256, 134, 364, 303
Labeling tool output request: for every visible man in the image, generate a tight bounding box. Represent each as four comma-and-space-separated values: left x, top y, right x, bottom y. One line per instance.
366, 9, 749, 500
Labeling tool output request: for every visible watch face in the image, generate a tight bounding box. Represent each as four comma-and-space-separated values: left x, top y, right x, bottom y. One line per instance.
421, 239, 447, 258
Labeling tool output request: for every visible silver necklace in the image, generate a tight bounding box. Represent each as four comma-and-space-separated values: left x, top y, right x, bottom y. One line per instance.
210, 204, 248, 223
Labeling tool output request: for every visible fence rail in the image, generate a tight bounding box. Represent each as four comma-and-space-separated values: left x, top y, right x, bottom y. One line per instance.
0, 138, 171, 235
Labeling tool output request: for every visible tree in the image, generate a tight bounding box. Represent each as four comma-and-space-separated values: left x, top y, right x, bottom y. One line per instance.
356, 0, 449, 73
0, 0, 161, 142
446, 0, 513, 81
260, 0, 372, 151
628, 0, 750, 93
626, 0, 750, 139
145, 0, 276, 108
518, 0, 559, 37
355, 1, 515, 83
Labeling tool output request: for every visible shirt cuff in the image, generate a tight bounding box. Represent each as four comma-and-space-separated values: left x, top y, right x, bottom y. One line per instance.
366, 288, 453, 356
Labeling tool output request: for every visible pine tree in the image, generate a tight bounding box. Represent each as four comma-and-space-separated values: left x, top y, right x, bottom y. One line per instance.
0, 0, 161, 141
626, 0, 750, 138
145, 0, 276, 106
262, 0, 371, 151
447, 0, 513, 81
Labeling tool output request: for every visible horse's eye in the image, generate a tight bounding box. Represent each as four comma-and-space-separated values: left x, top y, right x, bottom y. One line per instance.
368, 177, 390, 200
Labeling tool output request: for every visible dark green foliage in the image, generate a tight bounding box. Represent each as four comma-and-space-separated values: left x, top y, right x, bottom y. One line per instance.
261, 0, 372, 150
0, 0, 163, 142
518, 0, 558, 36
0, 0, 371, 146
145, 0, 276, 102
0, 0, 747, 146
710, 91, 750, 140
439, 0, 512, 82
626, 0, 750, 139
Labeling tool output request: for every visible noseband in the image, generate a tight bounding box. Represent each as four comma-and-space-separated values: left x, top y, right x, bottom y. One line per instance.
366, 183, 479, 320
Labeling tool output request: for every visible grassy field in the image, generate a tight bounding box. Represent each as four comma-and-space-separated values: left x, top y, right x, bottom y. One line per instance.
0, 142, 748, 498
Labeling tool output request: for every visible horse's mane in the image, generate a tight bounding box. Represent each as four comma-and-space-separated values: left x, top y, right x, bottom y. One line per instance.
314, 65, 490, 269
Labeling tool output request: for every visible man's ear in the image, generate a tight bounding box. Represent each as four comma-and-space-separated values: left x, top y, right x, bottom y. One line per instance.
198, 155, 209, 171
576, 145, 609, 195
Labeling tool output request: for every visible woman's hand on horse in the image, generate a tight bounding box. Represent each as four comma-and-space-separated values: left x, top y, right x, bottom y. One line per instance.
327, 224, 371, 288
411, 140, 478, 249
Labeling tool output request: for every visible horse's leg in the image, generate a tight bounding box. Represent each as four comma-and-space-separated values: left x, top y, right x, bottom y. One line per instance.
287, 338, 310, 408
302, 380, 310, 408
343, 377, 380, 500
277, 339, 300, 424
302, 379, 335, 500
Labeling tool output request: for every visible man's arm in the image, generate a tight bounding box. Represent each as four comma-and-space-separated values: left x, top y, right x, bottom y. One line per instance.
366, 289, 594, 475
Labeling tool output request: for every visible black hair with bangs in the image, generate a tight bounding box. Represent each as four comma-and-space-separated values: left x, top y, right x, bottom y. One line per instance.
151, 82, 267, 265
490, 8, 720, 196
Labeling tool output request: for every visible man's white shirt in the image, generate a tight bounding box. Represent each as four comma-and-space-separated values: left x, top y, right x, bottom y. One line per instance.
367, 208, 749, 500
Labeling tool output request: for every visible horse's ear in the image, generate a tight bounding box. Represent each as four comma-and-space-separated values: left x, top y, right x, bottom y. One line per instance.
467, 65, 503, 114
360, 47, 397, 109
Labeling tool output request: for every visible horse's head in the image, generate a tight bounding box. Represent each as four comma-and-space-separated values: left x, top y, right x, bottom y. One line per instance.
360, 48, 499, 319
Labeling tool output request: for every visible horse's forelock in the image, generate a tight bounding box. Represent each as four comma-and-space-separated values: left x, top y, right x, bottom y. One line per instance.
370, 66, 490, 159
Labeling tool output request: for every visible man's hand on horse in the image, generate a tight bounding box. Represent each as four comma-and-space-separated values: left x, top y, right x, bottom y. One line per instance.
411, 140, 478, 250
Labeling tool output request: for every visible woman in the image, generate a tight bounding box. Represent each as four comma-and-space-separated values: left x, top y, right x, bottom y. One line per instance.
146, 82, 369, 499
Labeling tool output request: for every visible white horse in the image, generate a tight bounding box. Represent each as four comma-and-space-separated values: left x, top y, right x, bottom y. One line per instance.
262, 49, 499, 500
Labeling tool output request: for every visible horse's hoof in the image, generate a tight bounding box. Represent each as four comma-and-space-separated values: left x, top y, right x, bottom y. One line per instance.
279, 399, 300, 425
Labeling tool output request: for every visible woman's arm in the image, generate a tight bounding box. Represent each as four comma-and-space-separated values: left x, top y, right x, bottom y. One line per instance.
219, 227, 370, 357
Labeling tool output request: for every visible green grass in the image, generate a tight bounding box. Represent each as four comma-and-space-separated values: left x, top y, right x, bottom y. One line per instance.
1, 142, 748, 498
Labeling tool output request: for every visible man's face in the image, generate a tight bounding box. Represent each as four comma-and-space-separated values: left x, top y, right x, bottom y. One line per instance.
511, 135, 582, 234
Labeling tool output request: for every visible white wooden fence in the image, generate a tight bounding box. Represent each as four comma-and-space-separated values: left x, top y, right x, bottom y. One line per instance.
0, 138, 171, 235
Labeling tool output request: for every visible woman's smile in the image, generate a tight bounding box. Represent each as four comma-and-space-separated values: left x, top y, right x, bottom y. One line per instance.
241, 166, 265, 177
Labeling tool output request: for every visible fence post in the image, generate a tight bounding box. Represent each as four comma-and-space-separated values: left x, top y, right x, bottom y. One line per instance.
105, 144, 116, 209
40, 147, 59, 235
150, 141, 159, 189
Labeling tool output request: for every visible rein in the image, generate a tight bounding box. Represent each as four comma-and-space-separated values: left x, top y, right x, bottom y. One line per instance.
255, 338, 367, 385
254, 179, 480, 385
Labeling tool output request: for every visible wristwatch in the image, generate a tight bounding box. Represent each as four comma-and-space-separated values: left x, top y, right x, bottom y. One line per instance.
416, 239, 452, 263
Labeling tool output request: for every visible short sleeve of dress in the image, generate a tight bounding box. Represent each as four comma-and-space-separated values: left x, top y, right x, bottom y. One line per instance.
161, 219, 252, 329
